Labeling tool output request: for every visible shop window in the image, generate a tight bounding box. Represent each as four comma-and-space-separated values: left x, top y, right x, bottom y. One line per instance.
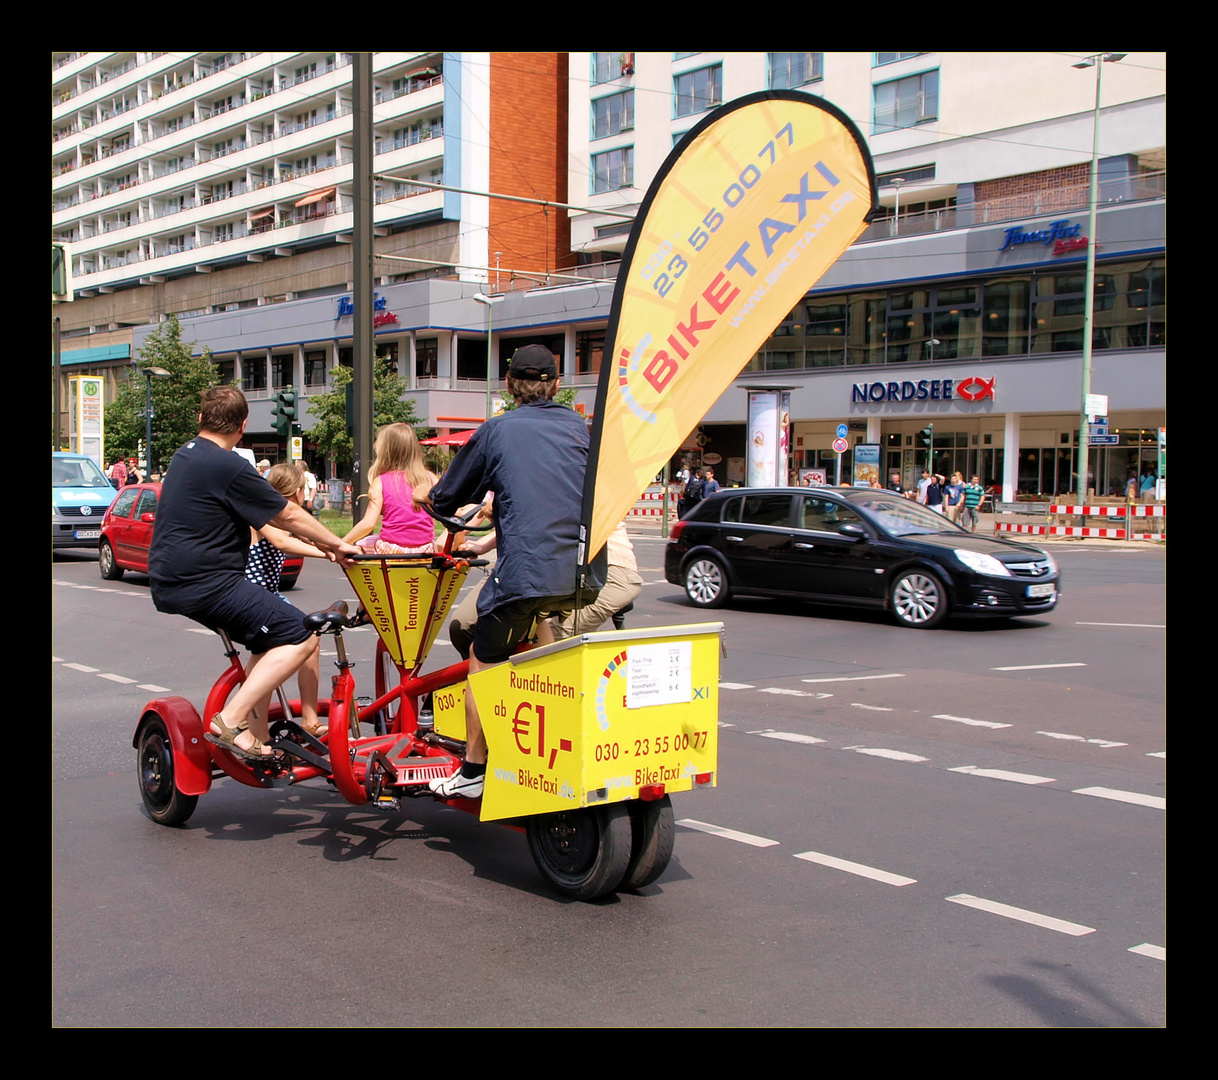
304, 351, 327, 387
271, 354, 293, 389
416, 338, 438, 380
242, 355, 266, 392
577, 330, 605, 375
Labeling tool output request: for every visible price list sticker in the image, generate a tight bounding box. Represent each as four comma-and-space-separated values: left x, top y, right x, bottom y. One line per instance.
626, 641, 691, 709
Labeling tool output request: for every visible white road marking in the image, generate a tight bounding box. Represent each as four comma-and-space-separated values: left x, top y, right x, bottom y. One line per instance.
1037, 731, 1128, 748
759, 687, 817, 697
1076, 622, 1165, 629
794, 850, 916, 886
950, 765, 1056, 785
1128, 943, 1166, 961
63, 663, 99, 673
1147, 751, 1166, 759
97, 673, 137, 684
801, 673, 905, 684
750, 730, 826, 745
934, 713, 1012, 729
138, 684, 173, 693
186, 628, 214, 635
849, 747, 929, 762
1073, 786, 1165, 810
851, 702, 893, 711
946, 893, 1096, 936
676, 819, 779, 848
991, 662, 1086, 671
718, 682, 755, 690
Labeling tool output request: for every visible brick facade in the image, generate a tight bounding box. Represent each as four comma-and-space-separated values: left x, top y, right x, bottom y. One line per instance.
973, 163, 1092, 220
488, 53, 573, 285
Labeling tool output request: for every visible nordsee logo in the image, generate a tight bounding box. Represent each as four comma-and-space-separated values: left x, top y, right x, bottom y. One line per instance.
853, 379, 953, 404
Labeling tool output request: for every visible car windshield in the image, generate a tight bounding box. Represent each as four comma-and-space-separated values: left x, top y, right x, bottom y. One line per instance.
53, 457, 112, 489
852, 495, 961, 536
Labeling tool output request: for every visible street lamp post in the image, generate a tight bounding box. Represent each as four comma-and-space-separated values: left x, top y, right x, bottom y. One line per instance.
473, 293, 504, 420
141, 366, 171, 477
890, 177, 906, 236
1072, 52, 1125, 498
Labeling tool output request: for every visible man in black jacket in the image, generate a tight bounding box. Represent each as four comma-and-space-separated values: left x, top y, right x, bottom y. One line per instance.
421, 345, 589, 799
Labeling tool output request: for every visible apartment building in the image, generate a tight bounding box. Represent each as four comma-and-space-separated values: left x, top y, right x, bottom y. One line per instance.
51, 51, 573, 463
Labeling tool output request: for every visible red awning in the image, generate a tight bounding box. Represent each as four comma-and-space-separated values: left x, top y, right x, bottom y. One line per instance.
421, 428, 476, 447
294, 187, 335, 208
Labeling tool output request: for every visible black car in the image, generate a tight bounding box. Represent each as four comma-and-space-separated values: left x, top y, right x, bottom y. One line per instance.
664, 487, 1059, 628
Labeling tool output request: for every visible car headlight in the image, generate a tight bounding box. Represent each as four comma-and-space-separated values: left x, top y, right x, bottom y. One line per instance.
1037, 550, 1058, 574
955, 548, 1011, 576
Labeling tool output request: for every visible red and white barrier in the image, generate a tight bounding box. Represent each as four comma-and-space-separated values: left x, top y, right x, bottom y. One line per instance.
994, 502, 1165, 540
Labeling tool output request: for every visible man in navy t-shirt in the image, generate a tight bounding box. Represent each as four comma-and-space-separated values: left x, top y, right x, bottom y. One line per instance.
150, 386, 360, 761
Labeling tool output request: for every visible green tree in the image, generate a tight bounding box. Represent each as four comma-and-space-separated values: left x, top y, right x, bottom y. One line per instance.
307, 360, 424, 466
105, 315, 222, 475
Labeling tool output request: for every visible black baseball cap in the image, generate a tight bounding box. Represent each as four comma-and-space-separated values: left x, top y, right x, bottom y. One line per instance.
508, 344, 557, 381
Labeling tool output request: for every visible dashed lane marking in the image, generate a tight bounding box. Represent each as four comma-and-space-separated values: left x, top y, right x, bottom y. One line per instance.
846, 746, 929, 763
749, 730, 826, 745
991, 662, 1086, 671
1073, 786, 1165, 810
794, 850, 916, 886
934, 713, 1012, 729
1128, 943, 1166, 961
946, 893, 1096, 936
1037, 731, 1128, 748
676, 819, 779, 848
949, 765, 1056, 785
801, 673, 906, 684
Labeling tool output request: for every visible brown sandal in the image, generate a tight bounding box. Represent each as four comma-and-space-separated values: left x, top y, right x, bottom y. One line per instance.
208, 714, 274, 760
300, 719, 329, 738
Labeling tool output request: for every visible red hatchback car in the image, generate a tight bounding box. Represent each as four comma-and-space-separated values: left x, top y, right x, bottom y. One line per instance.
98, 481, 303, 589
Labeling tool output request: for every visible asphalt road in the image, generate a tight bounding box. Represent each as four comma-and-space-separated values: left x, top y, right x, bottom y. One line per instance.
51, 538, 1165, 1027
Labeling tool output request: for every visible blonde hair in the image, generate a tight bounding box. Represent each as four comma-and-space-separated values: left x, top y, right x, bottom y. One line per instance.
266, 462, 305, 498
368, 424, 431, 495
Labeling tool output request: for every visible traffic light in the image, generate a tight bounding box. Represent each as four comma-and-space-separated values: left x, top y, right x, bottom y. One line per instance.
272, 387, 298, 436
916, 423, 934, 449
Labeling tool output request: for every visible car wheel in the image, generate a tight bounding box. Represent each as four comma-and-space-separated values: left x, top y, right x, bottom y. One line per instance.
683, 556, 729, 609
99, 540, 124, 581
890, 569, 948, 629
137, 717, 198, 826
526, 804, 632, 901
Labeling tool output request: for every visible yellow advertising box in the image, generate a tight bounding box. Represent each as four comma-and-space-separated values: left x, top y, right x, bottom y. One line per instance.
473, 624, 722, 821
344, 557, 469, 672
432, 682, 466, 742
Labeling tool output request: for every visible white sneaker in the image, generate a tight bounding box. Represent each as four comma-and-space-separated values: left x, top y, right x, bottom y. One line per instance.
429, 769, 484, 799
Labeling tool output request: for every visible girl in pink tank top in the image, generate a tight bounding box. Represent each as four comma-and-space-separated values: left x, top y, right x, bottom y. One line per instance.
343, 424, 442, 555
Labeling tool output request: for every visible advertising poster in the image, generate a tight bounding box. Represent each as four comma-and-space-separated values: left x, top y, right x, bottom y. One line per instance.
852, 443, 881, 487
746, 390, 779, 487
